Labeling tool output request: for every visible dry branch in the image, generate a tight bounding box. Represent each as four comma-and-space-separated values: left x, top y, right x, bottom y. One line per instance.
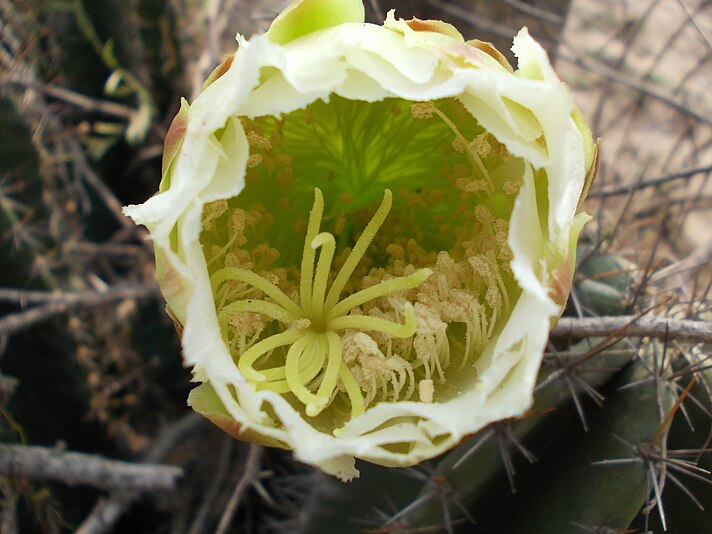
2, 76, 137, 119
0, 284, 158, 337
552, 316, 712, 344
588, 164, 712, 198
0, 444, 182, 492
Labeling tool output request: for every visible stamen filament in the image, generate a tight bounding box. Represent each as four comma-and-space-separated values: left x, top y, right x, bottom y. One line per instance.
495, 270, 510, 311
432, 108, 493, 187
339, 363, 366, 418
487, 309, 498, 339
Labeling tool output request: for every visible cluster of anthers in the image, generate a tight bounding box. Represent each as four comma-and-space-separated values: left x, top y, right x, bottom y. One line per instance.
210, 188, 432, 419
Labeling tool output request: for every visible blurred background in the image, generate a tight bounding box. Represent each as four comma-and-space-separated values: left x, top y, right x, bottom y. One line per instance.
0, 0, 710, 532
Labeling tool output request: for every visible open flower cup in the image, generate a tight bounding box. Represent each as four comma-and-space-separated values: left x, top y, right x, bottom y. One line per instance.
124, 0, 597, 480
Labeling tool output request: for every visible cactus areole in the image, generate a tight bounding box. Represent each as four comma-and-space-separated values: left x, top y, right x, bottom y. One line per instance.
124, 0, 597, 480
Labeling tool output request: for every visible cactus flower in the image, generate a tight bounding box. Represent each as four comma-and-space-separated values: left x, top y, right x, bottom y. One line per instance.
124, 0, 597, 480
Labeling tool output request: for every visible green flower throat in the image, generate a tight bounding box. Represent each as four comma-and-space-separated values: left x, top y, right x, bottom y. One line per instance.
201, 95, 527, 431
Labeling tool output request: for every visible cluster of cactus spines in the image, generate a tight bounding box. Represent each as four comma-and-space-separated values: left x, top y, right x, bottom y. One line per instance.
1, 1, 710, 533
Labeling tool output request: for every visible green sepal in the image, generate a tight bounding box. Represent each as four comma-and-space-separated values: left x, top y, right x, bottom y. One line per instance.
188, 382, 290, 450
265, 0, 365, 45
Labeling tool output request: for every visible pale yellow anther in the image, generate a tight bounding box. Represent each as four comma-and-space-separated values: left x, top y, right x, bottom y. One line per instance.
451, 137, 467, 153
247, 131, 272, 150
225, 250, 251, 268
503, 181, 521, 195
475, 204, 494, 225
469, 133, 491, 158
456, 178, 488, 193
386, 243, 405, 260
291, 318, 311, 330
418, 379, 434, 403
202, 199, 228, 230
486, 286, 501, 308
229, 209, 247, 236
410, 101, 436, 119
228, 311, 264, 337
469, 254, 495, 279
247, 153, 263, 168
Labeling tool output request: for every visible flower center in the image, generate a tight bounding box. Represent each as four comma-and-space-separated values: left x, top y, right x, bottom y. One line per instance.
210, 188, 430, 419
200, 96, 526, 431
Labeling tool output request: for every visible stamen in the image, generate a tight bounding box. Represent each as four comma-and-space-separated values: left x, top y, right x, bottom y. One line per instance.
339, 362, 366, 418
207, 209, 248, 266
202, 199, 228, 231
246, 153, 263, 168
432, 108, 493, 187
410, 101, 435, 119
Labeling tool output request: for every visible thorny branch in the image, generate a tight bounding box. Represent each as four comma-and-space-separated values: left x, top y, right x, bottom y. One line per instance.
552, 316, 712, 344
0, 444, 182, 493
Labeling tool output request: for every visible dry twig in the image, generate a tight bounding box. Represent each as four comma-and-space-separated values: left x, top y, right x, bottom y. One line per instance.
588, 164, 712, 198
215, 444, 263, 534
552, 316, 712, 344
0, 284, 158, 338
0, 444, 182, 492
